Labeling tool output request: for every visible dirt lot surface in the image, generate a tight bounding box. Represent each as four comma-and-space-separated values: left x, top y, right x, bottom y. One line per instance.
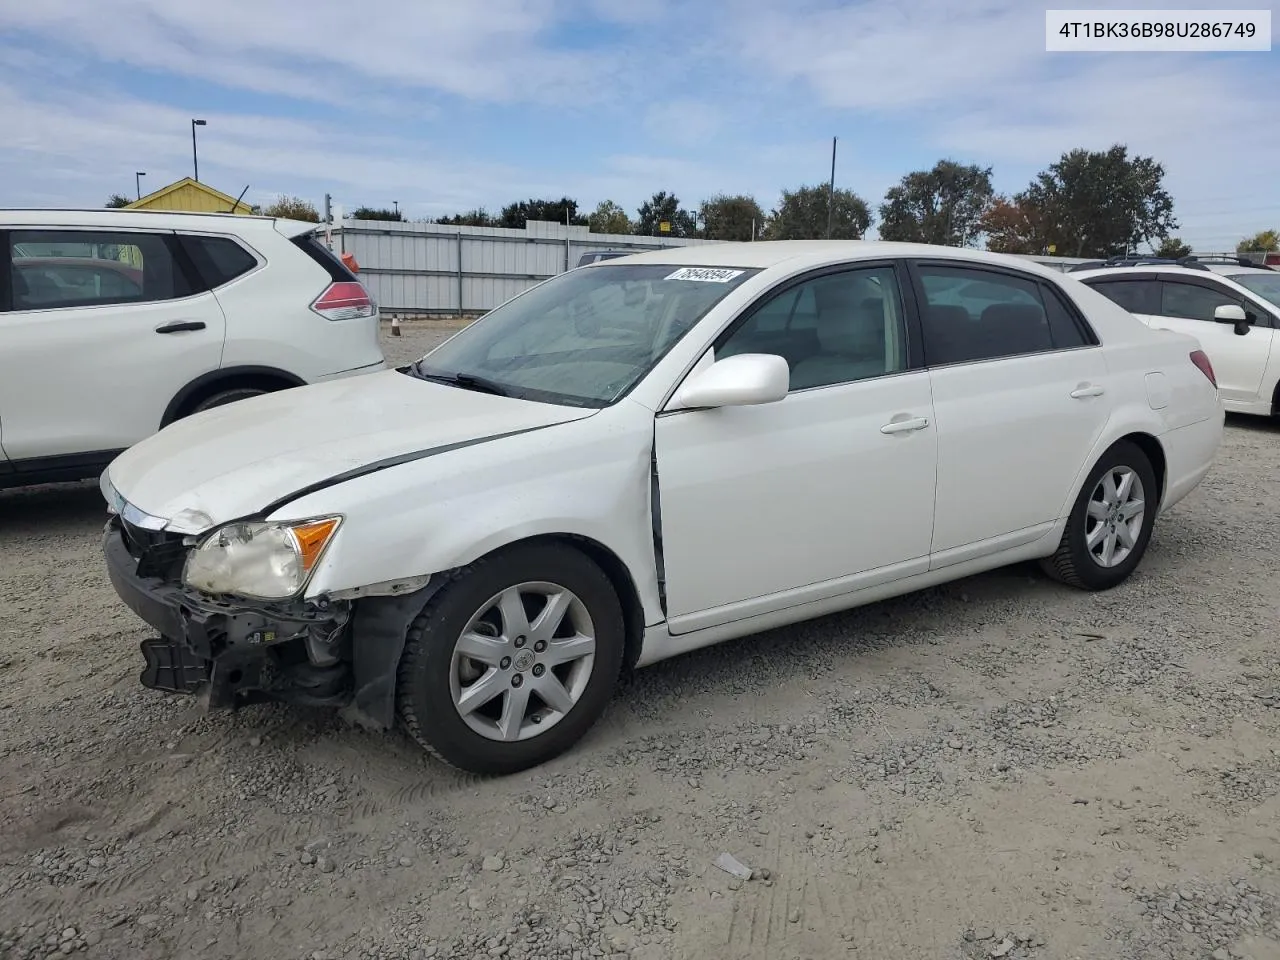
3, 319, 1280, 960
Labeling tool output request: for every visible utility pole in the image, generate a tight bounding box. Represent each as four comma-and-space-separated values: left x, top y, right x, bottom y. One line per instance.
324, 193, 333, 250
825, 136, 838, 240
135, 171, 145, 201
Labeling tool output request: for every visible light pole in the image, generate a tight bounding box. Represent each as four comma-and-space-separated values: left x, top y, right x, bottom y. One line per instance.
393, 200, 399, 217
135, 171, 145, 201
191, 118, 207, 181
825, 136, 838, 240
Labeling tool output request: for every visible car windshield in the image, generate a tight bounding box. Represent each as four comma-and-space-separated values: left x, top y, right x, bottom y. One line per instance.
407, 263, 758, 407
1227, 272, 1280, 308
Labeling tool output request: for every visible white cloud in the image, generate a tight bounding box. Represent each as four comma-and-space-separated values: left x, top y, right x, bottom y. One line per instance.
1, 0, 1276, 250
714, 0, 1280, 248
0, 0, 604, 106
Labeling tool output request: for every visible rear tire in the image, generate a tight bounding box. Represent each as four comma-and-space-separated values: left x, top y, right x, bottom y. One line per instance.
1040, 440, 1158, 591
188, 387, 268, 415
396, 544, 624, 775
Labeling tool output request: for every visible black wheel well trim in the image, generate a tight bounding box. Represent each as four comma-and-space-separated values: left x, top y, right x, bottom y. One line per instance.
161, 365, 307, 426
1271, 378, 1280, 416
346, 532, 648, 730
1112, 431, 1166, 507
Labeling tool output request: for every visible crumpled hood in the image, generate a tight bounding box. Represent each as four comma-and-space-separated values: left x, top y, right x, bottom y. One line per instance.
104, 369, 593, 530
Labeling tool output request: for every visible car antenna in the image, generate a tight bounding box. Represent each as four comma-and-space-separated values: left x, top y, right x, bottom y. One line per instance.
227, 185, 250, 214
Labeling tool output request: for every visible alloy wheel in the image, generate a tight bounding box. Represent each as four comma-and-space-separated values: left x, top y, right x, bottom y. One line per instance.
448, 581, 597, 742
1085, 466, 1146, 568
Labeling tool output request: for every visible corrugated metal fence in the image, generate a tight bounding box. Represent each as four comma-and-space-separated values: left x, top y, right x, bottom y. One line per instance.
327, 217, 1098, 314
328, 218, 718, 315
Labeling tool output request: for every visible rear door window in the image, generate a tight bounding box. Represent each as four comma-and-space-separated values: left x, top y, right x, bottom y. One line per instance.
1084, 278, 1160, 315
9, 230, 191, 310
914, 264, 1088, 366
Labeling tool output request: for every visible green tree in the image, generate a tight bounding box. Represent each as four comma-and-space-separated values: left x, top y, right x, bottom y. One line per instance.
351, 206, 403, 221
1016, 145, 1177, 258
105, 194, 131, 208
699, 194, 766, 241
1153, 236, 1192, 258
765, 185, 872, 240
499, 197, 587, 229
980, 196, 1047, 254
878, 160, 994, 247
1237, 229, 1279, 253
586, 200, 633, 235
263, 195, 321, 222
434, 209, 495, 227
635, 191, 696, 237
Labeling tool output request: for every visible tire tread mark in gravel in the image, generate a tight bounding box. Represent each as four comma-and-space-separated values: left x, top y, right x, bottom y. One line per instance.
727, 823, 830, 957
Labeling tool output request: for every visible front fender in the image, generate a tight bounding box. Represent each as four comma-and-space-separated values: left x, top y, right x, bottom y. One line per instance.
275, 410, 665, 625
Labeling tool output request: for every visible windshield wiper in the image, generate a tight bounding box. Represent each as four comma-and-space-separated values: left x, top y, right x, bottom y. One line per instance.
407, 364, 514, 397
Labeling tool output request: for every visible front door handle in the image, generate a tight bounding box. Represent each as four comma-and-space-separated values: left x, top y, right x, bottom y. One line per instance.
880, 416, 930, 435
155, 321, 206, 334
1070, 384, 1105, 399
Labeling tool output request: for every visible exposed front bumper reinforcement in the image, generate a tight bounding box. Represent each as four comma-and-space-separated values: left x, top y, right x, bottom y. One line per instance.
104, 517, 353, 711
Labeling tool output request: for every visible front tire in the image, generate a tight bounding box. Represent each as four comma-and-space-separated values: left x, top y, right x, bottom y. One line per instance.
1041, 440, 1158, 591
395, 543, 625, 775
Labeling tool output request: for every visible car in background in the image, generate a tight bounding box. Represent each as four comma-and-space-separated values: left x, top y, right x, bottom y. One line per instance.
0, 209, 385, 490
1073, 258, 1280, 417
99, 240, 1222, 775
576, 250, 633, 267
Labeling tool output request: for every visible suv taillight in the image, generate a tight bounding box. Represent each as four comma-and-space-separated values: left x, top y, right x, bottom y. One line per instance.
311, 281, 375, 321
1190, 349, 1217, 387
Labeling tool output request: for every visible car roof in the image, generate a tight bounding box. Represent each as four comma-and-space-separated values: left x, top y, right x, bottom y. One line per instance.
1206, 264, 1274, 276
611, 240, 1068, 278
0, 208, 318, 236
1072, 264, 1239, 281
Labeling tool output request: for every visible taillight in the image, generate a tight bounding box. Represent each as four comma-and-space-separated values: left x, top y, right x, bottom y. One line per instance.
311, 281, 375, 321
1190, 349, 1216, 387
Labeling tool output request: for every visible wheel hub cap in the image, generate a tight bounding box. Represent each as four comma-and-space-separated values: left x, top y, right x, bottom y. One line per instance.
448, 581, 597, 743
1085, 466, 1146, 569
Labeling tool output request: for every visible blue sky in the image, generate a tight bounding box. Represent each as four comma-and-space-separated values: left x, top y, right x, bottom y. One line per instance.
1, 0, 1276, 250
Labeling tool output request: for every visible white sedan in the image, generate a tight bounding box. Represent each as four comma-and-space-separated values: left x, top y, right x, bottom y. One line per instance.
100, 241, 1224, 774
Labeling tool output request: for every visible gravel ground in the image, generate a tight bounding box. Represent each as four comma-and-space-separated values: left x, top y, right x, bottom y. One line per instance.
3, 318, 1280, 960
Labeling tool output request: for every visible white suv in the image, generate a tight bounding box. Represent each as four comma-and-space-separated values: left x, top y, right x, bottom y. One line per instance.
1073, 258, 1280, 417
1, 209, 385, 489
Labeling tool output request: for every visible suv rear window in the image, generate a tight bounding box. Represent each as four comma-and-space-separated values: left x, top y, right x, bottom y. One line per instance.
292, 232, 359, 283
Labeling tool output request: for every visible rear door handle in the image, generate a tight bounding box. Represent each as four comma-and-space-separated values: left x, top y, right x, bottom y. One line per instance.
1070, 384, 1105, 399
155, 321, 206, 334
880, 416, 930, 435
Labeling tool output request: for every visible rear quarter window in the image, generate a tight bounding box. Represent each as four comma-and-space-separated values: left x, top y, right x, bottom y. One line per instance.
181, 235, 259, 289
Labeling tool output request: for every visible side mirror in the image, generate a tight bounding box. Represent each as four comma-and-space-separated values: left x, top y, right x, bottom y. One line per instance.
669, 353, 789, 410
1214, 303, 1250, 335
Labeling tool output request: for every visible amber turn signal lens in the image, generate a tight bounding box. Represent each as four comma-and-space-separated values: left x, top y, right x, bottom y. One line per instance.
291, 518, 341, 571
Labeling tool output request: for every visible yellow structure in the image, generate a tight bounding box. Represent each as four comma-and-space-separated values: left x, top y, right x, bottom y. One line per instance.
125, 177, 253, 215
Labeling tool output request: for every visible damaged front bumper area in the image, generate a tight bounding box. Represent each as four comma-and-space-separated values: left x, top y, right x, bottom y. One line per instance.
103, 516, 353, 710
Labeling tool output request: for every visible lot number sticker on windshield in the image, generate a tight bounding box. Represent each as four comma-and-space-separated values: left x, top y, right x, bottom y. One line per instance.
665, 267, 745, 283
